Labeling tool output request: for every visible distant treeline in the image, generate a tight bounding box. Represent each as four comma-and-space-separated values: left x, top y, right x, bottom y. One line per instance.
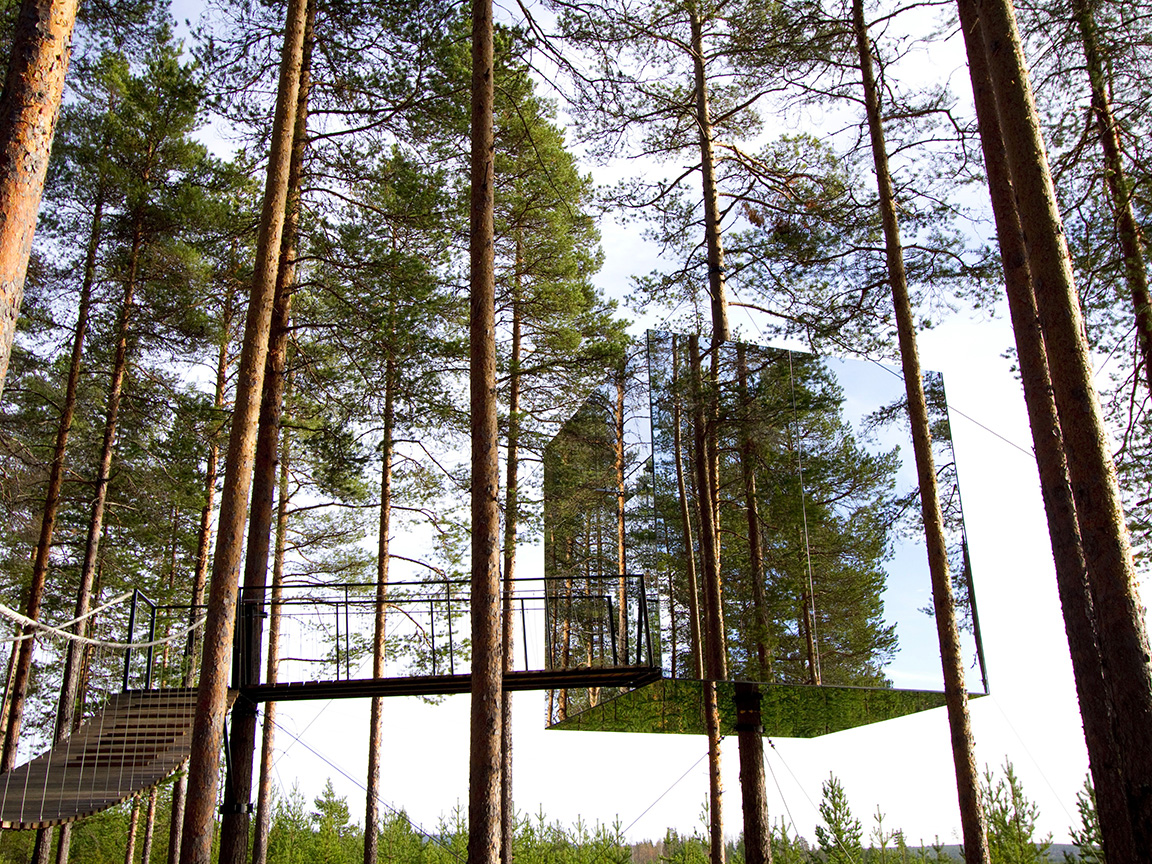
0, 762, 1099, 864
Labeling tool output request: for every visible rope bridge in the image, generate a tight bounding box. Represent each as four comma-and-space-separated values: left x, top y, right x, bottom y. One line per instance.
0, 591, 207, 828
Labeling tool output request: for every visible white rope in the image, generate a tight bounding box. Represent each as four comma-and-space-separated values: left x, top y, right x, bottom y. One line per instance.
0, 590, 136, 643
0, 603, 206, 649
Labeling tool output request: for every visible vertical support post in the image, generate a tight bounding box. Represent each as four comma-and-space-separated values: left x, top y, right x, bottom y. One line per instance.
520, 597, 528, 672
124, 588, 140, 693
145, 598, 157, 690
446, 581, 455, 676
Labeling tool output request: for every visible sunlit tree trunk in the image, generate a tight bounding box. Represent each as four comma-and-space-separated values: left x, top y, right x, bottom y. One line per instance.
671, 336, 703, 679
2, 191, 102, 770
972, 0, 1152, 852
500, 252, 523, 864
852, 2, 990, 861
468, 0, 503, 862
179, 0, 308, 855
140, 787, 158, 864
365, 356, 395, 864
217, 5, 311, 859
168, 275, 236, 864
252, 373, 293, 864
0, 0, 79, 397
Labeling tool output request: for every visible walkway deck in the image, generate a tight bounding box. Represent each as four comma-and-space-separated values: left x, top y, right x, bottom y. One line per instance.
0, 688, 199, 829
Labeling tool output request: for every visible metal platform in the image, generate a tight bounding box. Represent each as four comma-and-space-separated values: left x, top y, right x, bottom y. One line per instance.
240, 665, 662, 702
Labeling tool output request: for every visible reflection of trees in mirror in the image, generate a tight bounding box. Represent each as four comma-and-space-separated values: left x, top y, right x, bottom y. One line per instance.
650, 333, 901, 689
863, 371, 975, 634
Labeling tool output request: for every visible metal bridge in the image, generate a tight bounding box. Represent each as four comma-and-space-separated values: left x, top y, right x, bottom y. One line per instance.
0, 573, 661, 829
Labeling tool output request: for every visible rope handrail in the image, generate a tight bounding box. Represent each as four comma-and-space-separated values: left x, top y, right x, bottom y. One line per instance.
0, 602, 206, 649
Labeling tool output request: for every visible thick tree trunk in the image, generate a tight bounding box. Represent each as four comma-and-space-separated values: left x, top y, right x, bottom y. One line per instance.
500, 261, 522, 864
2, 193, 102, 770
179, 0, 308, 855
1070, 0, 1152, 397
689, 335, 725, 864
364, 357, 395, 864
976, 0, 1152, 847
252, 376, 293, 864
167, 275, 236, 864
217, 7, 311, 860
468, 1, 502, 863
0, 0, 79, 397
852, 3, 990, 862
963, 1, 1143, 857
735, 685, 770, 864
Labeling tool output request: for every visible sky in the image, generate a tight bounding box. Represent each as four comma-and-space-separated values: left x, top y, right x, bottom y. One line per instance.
170, 0, 1146, 849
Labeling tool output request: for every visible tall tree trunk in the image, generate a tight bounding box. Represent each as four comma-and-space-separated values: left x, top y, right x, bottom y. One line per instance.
1070, 0, 1152, 396
217, 6, 312, 860
500, 252, 523, 864
43, 218, 142, 864
735, 685, 770, 864
0, 0, 79, 397
167, 275, 236, 864
687, 3, 729, 343
2, 192, 102, 770
970, 0, 1152, 852
737, 344, 771, 680
124, 796, 140, 864
364, 356, 394, 864
140, 787, 158, 864
689, 335, 725, 864
614, 368, 627, 651
671, 336, 703, 680
252, 372, 293, 864
852, 3, 990, 862
468, 0, 502, 862
179, 0, 309, 855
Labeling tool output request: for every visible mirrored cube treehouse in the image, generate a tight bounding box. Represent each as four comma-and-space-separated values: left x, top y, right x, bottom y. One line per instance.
543, 331, 987, 738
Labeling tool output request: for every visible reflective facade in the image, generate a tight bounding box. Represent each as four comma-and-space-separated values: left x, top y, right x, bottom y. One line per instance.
543, 331, 987, 738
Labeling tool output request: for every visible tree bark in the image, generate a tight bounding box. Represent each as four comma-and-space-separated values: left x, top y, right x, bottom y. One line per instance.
468, 0, 502, 862
975, 0, 1152, 847
252, 373, 293, 864
687, 2, 729, 343
852, 3, 990, 861
364, 356, 394, 864
2, 192, 101, 771
217, 6, 311, 860
737, 344, 771, 681
124, 796, 140, 864
1070, 0, 1152, 397
671, 336, 703, 680
500, 254, 522, 864
167, 272, 236, 864
179, 0, 308, 855
140, 786, 158, 864
0, 0, 79, 398
735, 685, 771, 864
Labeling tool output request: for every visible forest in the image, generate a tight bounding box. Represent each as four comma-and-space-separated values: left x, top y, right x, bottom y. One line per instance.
0, 0, 1148, 863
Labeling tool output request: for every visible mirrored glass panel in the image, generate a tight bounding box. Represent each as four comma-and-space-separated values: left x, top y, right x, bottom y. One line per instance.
544, 331, 987, 738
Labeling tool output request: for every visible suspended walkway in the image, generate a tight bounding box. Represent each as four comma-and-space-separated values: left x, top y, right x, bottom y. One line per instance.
0, 688, 199, 829
0, 574, 662, 829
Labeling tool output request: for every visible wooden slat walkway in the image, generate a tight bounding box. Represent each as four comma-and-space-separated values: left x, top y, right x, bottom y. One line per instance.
0, 688, 200, 829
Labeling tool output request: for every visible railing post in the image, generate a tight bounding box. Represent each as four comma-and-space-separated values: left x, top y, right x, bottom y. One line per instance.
607, 597, 618, 666
520, 596, 529, 672
124, 588, 140, 692
430, 599, 436, 676
445, 580, 454, 676
144, 597, 157, 689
